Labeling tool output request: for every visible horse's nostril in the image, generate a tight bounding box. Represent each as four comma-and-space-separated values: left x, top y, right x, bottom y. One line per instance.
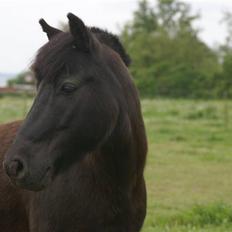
6, 159, 25, 179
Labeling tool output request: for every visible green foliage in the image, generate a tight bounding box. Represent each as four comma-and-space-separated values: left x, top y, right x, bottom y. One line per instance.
219, 54, 232, 98
7, 71, 34, 87
120, 0, 221, 98
211, 12, 232, 99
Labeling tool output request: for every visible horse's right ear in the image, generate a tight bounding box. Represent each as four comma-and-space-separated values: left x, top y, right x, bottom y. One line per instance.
67, 13, 93, 52
39, 19, 62, 40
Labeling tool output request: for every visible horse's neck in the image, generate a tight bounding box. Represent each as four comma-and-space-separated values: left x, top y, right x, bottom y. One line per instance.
92, 137, 136, 191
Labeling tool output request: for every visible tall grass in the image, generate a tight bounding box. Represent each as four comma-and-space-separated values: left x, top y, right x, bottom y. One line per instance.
156, 203, 232, 227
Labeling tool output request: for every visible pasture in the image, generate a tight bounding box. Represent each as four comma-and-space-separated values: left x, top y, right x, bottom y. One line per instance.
0, 96, 232, 232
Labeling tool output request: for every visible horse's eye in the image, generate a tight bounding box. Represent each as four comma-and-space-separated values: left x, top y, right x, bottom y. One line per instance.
61, 83, 77, 94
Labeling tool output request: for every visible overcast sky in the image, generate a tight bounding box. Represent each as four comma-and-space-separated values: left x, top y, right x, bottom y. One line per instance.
0, 0, 231, 74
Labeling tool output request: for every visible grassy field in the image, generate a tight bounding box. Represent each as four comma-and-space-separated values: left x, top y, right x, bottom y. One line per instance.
0, 96, 232, 231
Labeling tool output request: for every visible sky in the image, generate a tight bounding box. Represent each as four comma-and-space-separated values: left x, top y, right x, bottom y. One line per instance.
0, 0, 232, 77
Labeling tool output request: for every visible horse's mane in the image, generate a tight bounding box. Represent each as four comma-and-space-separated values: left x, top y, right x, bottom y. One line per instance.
90, 27, 131, 67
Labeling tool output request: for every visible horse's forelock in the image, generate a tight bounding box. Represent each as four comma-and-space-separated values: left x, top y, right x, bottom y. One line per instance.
31, 33, 73, 83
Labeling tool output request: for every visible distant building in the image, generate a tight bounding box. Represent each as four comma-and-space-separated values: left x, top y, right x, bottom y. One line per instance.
0, 87, 18, 94
13, 84, 35, 92
5, 71, 36, 95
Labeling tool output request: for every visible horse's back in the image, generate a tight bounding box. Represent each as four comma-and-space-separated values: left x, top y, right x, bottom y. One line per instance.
0, 121, 29, 232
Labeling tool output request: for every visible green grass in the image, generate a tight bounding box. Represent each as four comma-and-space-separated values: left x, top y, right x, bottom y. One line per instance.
0, 96, 232, 231
0, 95, 33, 123
142, 99, 232, 231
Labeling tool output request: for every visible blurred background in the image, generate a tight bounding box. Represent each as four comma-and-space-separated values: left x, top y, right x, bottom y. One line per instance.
0, 0, 232, 231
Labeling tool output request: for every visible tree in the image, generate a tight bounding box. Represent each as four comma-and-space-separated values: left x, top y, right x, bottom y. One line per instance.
120, 0, 220, 98
7, 71, 35, 87
217, 12, 232, 98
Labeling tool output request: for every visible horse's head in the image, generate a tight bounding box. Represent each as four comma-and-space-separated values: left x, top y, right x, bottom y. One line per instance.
3, 13, 134, 191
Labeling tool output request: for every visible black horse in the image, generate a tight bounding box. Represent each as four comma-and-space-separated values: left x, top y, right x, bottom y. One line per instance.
1, 13, 147, 232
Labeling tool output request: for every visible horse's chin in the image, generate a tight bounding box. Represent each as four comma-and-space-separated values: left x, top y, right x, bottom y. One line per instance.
9, 167, 53, 192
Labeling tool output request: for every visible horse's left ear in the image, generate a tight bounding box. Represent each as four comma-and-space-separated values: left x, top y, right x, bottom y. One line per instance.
39, 19, 62, 40
67, 13, 93, 52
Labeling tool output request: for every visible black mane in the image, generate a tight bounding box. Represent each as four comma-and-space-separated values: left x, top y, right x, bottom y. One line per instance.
90, 27, 131, 67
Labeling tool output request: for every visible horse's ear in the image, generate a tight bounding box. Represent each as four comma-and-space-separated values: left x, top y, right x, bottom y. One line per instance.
67, 13, 93, 52
39, 19, 62, 40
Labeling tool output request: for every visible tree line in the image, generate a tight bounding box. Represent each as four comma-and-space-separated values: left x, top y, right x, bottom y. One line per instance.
120, 0, 232, 98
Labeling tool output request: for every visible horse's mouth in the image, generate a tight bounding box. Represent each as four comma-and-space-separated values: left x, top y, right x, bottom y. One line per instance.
11, 167, 53, 191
